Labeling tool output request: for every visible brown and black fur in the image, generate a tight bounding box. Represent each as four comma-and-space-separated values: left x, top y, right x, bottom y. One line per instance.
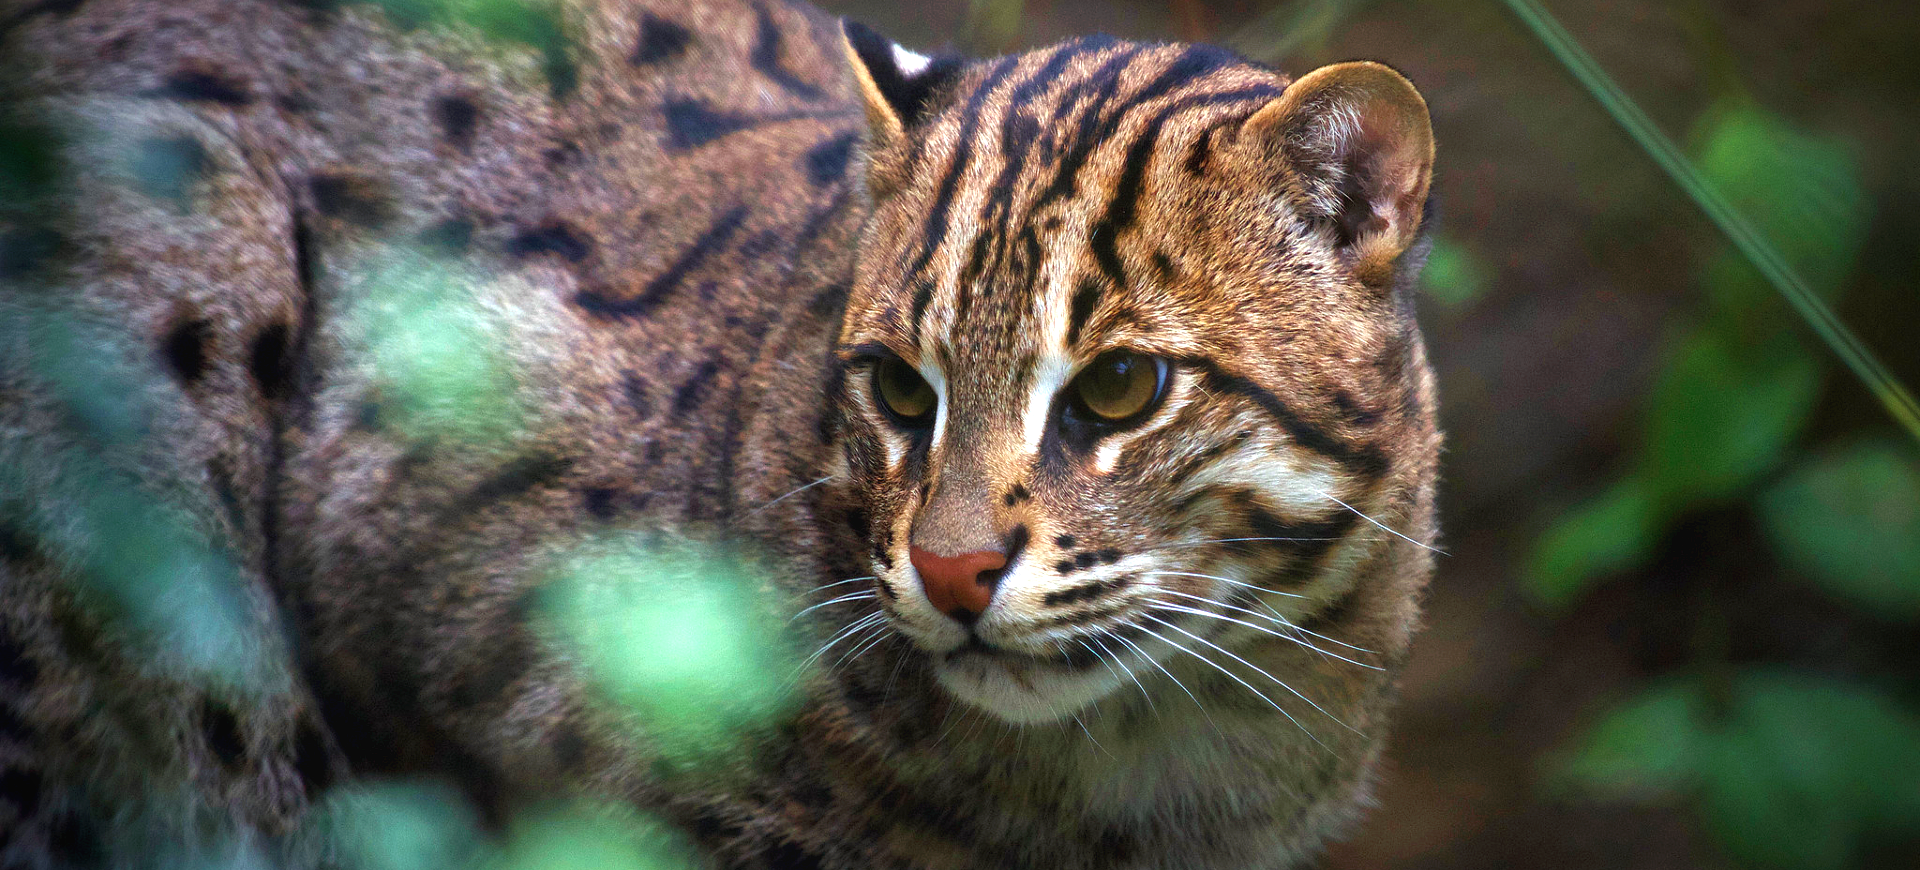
0, 1, 1439, 867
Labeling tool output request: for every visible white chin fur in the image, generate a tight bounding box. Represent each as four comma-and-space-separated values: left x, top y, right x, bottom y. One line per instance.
933, 654, 1123, 725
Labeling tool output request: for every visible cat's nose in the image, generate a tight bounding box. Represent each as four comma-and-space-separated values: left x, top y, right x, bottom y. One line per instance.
909, 546, 1006, 625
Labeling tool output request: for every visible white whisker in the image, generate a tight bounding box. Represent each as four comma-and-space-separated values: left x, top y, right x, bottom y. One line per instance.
1133, 616, 1326, 747
1143, 612, 1356, 736
1318, 490, 1445, 555
1135, 536, 1344, 554
1140, 570, 1306, 598
795, 611, 885, 675
1071, 711, 1113, 759
1249, 596, 1378, 655
744, 474, 838, 517
790, 590, 877, 621
831, 623, 894, 673
1087, 635, 1157, 714
1150, 590, 1381, 668
804, 575, 877, 595
1105, 623, 1219, 730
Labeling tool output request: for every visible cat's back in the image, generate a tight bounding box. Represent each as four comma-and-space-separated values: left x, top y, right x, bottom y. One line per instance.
0, 0, 863, 859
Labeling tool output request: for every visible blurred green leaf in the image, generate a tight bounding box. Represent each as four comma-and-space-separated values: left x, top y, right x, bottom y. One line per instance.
1525, 475, 1661, 608
1549, 678, 1702, 799
1692, 105, 1869, 314
1639, 329, 1820, 504
491, 802, 696, 870
1556, 671, 1920, 869
315, 781, 486, 870
541, 537, 800, 775
353, 254, 525, 447
0, 114, 64, 209
1759, 441, 1920, 618
1420, 236, 1491, 309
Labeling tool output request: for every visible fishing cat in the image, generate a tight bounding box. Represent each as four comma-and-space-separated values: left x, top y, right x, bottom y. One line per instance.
0, 0, 1438, 866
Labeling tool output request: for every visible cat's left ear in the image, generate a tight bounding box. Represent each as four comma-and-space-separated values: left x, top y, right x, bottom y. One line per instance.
839, 20, 964, 152
1240, 61, 1434, 288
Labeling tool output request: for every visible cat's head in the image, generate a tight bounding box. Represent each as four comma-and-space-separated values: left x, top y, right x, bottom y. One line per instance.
827, 24, 1439, 725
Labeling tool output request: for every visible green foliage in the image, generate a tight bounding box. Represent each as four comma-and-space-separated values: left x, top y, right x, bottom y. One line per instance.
317, 782, 487, 870
1420, 236, 1491, 309
1638, 329, 1822, 504
1525, 104, 1866, 606
0, 114, 65, 210
541, 536, 801, 775
1, 313, 269, 693
1759, 441, 1920, 618
1525, 475, 1661, 608
316, 784, 696, 870
1690, 107, 1869, 314
350, 253, 526, 447
1556, 671, 1920, 869
492, 802, 697, 870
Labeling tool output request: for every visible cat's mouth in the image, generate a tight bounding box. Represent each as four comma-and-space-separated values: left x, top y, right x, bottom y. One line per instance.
930, 632, 1130, 724
942, 634, 1104, 670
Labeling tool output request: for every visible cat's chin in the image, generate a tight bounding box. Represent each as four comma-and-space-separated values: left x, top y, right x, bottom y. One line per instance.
931, 648, 1123, 725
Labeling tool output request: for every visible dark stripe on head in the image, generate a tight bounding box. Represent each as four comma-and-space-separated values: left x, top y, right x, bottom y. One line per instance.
1089, 85, 1281, 290
673, 358, 723, 414
574, 205, 748, 319
1032, 48, 1145, 211
663, 100, 757, 149
1192, 363, 1389, 479
1066, 278, 1100, 347
902, 57, 1019, 282
506, 219, 592, 262
430, 93, 480, 152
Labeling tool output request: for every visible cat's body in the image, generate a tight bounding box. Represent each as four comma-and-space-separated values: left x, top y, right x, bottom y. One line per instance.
0, 1, 1438, 867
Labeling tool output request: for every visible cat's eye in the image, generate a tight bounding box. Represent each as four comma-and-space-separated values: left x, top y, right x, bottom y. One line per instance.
1066, 350, 1168, 426
873, 357, 937, 428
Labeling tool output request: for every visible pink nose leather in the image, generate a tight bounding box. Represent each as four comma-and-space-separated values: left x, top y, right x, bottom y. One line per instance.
909, 546, 1006, 624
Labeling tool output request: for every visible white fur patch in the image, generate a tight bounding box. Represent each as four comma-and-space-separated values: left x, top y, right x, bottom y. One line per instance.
892, 44, 932, 76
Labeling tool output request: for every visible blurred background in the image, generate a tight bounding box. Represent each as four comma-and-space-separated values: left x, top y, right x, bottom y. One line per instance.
814, 1, 1920, 868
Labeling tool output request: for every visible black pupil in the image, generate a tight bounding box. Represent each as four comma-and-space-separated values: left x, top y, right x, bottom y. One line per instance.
1092, 356, 1134, 396
881, 360, 932, 423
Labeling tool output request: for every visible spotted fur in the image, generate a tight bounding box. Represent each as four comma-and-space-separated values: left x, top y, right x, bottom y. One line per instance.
0, 1, 1437, 866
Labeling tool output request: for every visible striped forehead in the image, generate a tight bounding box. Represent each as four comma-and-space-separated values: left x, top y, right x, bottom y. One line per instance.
896, 41, 1282, 373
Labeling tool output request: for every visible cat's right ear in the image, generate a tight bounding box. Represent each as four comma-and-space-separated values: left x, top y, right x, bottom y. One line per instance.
840, 20, 963, 153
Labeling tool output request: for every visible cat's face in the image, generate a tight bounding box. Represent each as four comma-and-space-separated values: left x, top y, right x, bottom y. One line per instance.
830, 34, 1437, 724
